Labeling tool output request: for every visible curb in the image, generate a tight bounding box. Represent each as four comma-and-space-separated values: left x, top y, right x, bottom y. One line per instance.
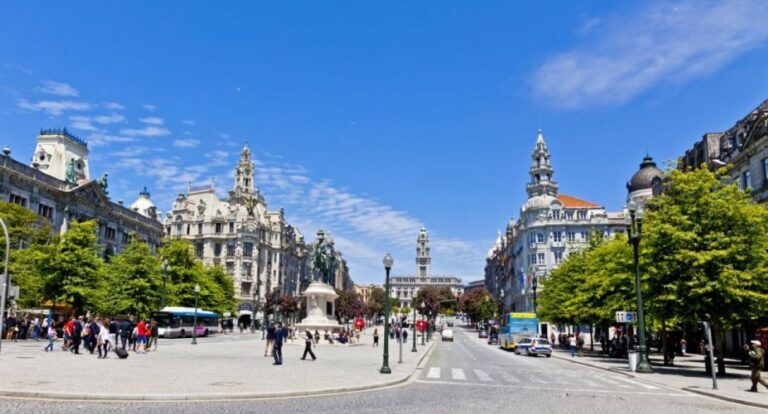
550, 352, 636, 378
0, 341, 438, 402
682, 386, 768, 410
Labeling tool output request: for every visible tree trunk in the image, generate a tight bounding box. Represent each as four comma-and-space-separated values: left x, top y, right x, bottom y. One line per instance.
662, 319, 669, 366
590, 323, 594, 352
713, 321, 726, 376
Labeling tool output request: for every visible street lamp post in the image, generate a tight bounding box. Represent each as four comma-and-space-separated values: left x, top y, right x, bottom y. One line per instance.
411, 306, 418, 352
192, 283, 200, 345
532, 275, 538, 314
160, 259, 169, 310
626, 201, 652, 372
0, 218, 10, 353
380, 253, 393, 374
251, 291, 258, 333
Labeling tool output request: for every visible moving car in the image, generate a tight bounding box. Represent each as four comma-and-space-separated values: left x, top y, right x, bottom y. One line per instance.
514, 337, 552, 357
478, 329, 488, 338
441, 328, 455, 342
446, 321, 454, 327
488, 329, 499, 345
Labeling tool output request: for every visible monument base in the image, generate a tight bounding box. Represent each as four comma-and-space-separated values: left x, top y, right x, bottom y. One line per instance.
296, 282, 342, 335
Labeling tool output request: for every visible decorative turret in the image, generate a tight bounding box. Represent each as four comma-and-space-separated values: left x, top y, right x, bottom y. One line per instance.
233, 143, 255, 194
416, 227, 431, 277
130, 186, 158, 220
526, 130, 558, 198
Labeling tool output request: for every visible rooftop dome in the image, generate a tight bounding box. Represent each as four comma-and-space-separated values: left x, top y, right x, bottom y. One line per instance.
627, 155, 664, 193
521, 194, 559, 213
130, 187, 157, 219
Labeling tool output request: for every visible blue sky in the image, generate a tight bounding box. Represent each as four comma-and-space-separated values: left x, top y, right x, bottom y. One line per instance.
2, 1, 768, 284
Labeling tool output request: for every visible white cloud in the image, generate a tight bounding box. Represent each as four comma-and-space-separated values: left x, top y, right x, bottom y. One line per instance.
139, 116, 164, 125
93, 113, 125, 124
532, 0, 768, 108
120, 125, 171, 137
181, 120, 195, 126
17, 99, 91, 116
102, 102, 125, 110
35, 80, 78, 97
87, 132, 137, 147
173, 138, 201, 148
142, 103, 156, 111
69, 115, 98, 131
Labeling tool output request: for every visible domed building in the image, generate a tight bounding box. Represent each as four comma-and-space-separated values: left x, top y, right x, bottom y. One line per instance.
626, 155, 664, 205
485, 130, 625, 334
130, 187, 159, 220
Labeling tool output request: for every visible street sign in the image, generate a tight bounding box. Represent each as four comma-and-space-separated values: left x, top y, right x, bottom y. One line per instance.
416, 320, 427, 332
615, 311, 637, 323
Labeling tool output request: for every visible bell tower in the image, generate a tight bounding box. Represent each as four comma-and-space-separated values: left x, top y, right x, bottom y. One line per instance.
416, 227, 431, 278
32, 128, 90, 182
234, 143, 255, 194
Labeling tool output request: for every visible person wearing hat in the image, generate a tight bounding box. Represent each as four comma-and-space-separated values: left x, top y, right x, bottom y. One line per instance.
746, 340, 768, 392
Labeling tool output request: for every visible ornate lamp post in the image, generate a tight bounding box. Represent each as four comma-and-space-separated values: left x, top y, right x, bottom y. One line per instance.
626, 201, 652, 372
192, 283, 200, 345
0, 218, 10, 353
532, 275, 538, 314
160, 259, 169, 310
251, 290, 258, 333
380, 253, 393, 374
411, 306, 418, 352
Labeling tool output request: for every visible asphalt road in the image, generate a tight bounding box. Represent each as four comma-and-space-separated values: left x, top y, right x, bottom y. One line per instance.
1, 327, 762, 414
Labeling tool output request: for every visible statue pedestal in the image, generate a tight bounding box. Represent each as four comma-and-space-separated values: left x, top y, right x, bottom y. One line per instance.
297, 282, 341, 335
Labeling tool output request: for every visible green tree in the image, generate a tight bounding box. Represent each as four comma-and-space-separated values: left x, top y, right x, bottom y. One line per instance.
336, 290, 365, 322
103, 235, 162, 318
366, 287, 386, 318
644, 167, 768, 375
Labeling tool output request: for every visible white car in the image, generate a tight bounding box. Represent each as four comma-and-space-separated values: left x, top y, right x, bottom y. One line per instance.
441, 328, 454, 342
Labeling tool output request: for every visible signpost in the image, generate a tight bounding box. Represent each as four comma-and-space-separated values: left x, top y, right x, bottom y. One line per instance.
615, 311, 637, 324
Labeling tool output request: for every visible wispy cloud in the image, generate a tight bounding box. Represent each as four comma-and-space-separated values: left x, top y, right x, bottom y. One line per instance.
139, 116, 164, 125
102, 102, 125, 110
173, 138, 200, 148
142, 103, 156, 111
35, 80, 78, 97
87, 132, 137, 147
93, 113, 125, 124
120, 125, 171, 137
532, 0, 768, 108
69, 115, 98, 131
181, 120, 195, 126
17, 99, 91, 116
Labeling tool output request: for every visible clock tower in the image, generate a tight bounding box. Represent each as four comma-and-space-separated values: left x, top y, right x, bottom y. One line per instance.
416, 227, 431, 278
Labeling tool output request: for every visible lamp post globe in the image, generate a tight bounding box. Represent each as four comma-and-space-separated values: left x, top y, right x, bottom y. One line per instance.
380, 253, 393, 374
192, 283, 201, 345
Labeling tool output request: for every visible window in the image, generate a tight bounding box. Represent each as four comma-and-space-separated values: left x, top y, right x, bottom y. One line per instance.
195, 243, 204, 258
743, 170, 752, 189
241, 282, 251, 296
764, 159, 768, 181
552, 210, 560, 220
176, 223, 182, 234
565, 211, 573, 221
166, 226, 171, 236
186, 224, 190, 235
226, 262, 235, 275
577, 211, 587, 221
229, 222, 235, 233
215, 223, 223, 234
8, 194, 27, 207
227, 243, 235, 257
198, 223, 203, 234
242, 262, 252, 277
243, 242, 253, 257
552, 231, 562, 242
529, 253, 537, 265
37, 204, 53, 220
537, 252, 545, 264
580, 231, 588, 240
121, 232, 131, 244
105, 227, 116, 241
214, 243, 222, 257
536, 232, 545, 243
554, 251, 563, 264
566, 232, 576, 242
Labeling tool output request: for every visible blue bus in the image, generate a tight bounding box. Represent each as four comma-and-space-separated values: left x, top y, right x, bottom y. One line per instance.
150, 307, 220, 338
498, 312, 538, 351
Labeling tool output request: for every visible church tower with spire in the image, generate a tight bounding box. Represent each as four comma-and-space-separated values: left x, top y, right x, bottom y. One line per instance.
526, 129, 558, 198
416, 227, 431, 278
233, 143, 255, 194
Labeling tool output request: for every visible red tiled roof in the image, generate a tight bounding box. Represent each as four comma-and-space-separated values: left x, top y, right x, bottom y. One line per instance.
557, 194, 602, 208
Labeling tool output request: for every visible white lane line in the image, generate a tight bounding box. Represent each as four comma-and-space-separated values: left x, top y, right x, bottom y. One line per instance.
613, 375, 659, 390
426, 367, 441, 379
597, 376, 632, 388
474, 369, 493, 382
451, 368, 467, 380
413, 380, 692, 397
500, 372, 520, 384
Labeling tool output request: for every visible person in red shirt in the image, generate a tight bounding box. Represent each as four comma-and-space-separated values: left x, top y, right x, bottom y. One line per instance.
135, 319, 147, 354
63, 318, 75, 351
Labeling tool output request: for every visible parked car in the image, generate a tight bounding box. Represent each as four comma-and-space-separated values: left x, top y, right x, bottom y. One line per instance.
515, 337, 552, 357
478, 329, 488, 338
441, 328, 454, 342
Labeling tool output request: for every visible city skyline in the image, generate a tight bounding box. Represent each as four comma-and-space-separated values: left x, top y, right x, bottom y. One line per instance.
2, 1, 768, 283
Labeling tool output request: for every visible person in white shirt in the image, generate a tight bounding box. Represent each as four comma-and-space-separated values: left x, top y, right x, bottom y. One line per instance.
97, 318, 110, 359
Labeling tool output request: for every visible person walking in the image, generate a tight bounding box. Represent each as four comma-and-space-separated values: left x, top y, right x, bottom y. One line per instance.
373, 329, 379, 347
747, 340, 768, 392
71, 317, 83, 354
576, 333, 585, 357
119, 318, 130, 349
301, 330, 316, 361
272, 322, 284, 365
569, 334, 577, 357
96, 318, 110, 359
43, 323, 56, 352
402, 327, 408, 344
265, 323, 276, 357
148, 319, 159, 351
135, 319, 147, 354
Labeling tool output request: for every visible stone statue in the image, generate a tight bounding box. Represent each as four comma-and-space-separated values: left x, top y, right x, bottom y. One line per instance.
312, 236, 331, 284
97, 173, 109, 196
64, 158, 77, 185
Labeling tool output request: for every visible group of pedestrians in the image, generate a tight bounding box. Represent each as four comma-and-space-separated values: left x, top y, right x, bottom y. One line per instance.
2, 314, 43, 341
39, 315, 158, 358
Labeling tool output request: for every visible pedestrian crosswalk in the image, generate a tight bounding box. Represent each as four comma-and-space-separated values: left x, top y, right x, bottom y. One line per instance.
420, 367, 659, 390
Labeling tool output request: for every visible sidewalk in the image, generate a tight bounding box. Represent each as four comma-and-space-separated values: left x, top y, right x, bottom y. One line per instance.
0, 328, 435, 401
550, 347, 768, 409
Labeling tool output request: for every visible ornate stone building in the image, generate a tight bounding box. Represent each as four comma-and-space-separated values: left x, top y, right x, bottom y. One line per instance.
485, 131, 624, 317
390, 227, 463, 309
0, 129, 164, 258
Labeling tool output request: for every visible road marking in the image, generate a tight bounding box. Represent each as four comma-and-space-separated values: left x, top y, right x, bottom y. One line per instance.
500, 372, 520, 383
613, 375, 659, 390
413, 380, 692, 397
451, 368, 467, 380
426, 367, 441, 379
474, 369, 493, 382
596, 376, 632, 388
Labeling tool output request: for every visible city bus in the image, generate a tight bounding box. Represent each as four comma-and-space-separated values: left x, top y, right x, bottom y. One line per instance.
150, 307, 221, 338
498, 312, 538, 351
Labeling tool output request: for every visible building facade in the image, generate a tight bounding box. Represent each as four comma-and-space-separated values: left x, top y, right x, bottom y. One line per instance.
485, 131, 625, 314
390, 227, 463, 308
1, 129, 164, 255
